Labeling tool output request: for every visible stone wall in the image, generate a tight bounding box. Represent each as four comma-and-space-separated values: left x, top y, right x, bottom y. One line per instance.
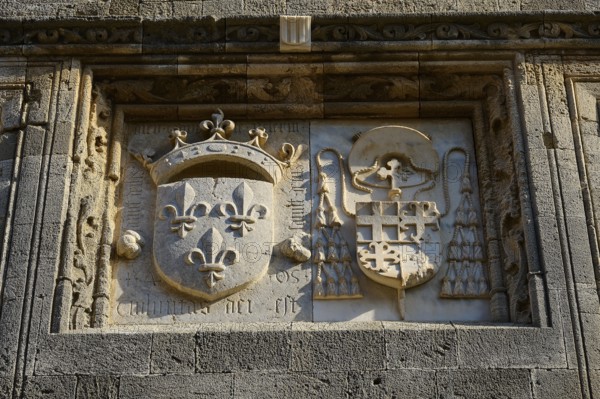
0, 0, 598, 18
0, 6, 599, 399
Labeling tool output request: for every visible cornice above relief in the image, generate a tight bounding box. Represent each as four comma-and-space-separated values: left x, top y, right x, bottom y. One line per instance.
0, 12, 598, 55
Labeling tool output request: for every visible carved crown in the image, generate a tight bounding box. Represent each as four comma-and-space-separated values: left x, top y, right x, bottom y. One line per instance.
130, 109, 300, 185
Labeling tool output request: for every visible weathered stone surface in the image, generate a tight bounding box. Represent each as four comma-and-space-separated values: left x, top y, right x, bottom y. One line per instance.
151, 332, 195, 374
456, 326, 566, 368
384, 322, 457, 369
348, 370, 436, 398
119, 374, 233, 399
437, 369, 533, 398
234, 372, 348, 399
196, 323, 291, 372
290, 322, 385, 372
76, 376, 119, 399
0, 376, 11, 398
22, 376, 77, 399
0, 11, 598, 399
531, 369, 581, 399
34, 334, 152, 375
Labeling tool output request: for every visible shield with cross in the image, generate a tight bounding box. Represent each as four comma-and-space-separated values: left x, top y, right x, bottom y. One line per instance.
355, 200, 442, 317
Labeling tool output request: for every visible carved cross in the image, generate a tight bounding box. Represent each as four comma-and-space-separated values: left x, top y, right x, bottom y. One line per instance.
358, 242, 400, 273
377, 158, 414, 188
399, 201, 440, 243
355, 202, 399, 242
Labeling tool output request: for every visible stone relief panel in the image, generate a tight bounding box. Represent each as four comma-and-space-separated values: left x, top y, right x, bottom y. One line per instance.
109, 113, 492, 324
52, 66, 538, 328
112, 116, 312, 324
311, 120, 490, 322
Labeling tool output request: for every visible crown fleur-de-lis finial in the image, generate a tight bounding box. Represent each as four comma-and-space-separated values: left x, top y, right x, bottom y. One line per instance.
248, 127, 269, 149
169, 128, 188, 150
199, 109, 235, 140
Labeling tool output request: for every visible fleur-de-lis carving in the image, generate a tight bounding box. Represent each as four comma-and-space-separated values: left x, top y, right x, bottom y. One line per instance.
185, 227, 239, 288
199, 108, 235, 140
217, 182, 269, 236
160, 182, 210, 238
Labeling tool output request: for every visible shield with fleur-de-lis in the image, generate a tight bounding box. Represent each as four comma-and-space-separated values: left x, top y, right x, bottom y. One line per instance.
154, 177, 274, 300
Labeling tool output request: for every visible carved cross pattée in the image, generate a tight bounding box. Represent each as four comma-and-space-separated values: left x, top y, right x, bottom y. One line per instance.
160, 182, 210, 238
217, 182, 269, 236
355, 202, 399, 242
399, 201, 440, 243
358, 242, 401, 273
185, 227, 240, 288
377, 158, 415, 188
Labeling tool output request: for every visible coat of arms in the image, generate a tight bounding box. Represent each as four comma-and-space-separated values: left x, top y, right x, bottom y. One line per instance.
129, 110, 299, 301
314, 125, 488, 319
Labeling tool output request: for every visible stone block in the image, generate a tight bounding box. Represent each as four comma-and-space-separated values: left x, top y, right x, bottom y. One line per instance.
526, 149, 555, 217
290, 322, 385, 372
109, 0, 139, 15
542, 61, 574, 150
384, 322, 457, 369
404, 0, 459, 13
590, 370, 600, 398
456, 326, 566, 369
4, 223, 35, 279
0, 133, 17, 161
0, 376, 12, 398
556, 150, 586, 217
575, 283, 600, 314
139, 1, 173, 19
196, 323, 291, 372
535, 216, 567, 290
348, 369, 436, 398
522, 0, 586, 9
498, 0, 520, 11
244, 0, 285, 15
76, 376, 119, 399
52, 120, 76, 156
119, 374, 233, 399
562, 215, 595, 285
26, 66, 56, 125
22, 375, 77, 399
437, 369, 532, 398
531, 369, 581, 399
22, 126, 46, 158
34, 333, 152, 375
581, 313, 600, 367
11, 156, 42, 226
553, 289, 578, 369
234, 372, 348, 399
151, 332, 195, 374
203, 0, 243, 16
172, 1, 202, 17
286, 0, 329, 14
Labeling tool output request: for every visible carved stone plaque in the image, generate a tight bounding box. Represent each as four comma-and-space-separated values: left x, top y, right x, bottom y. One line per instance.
111, 115, 491, 324
111, 119, 312, 324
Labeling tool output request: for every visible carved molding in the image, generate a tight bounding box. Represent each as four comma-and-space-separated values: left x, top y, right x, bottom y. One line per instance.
53, 55, 540, 328
0, 15, 598, 54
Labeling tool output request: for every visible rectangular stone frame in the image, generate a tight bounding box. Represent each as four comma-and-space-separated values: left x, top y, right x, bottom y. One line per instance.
2, 46, 597, 396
